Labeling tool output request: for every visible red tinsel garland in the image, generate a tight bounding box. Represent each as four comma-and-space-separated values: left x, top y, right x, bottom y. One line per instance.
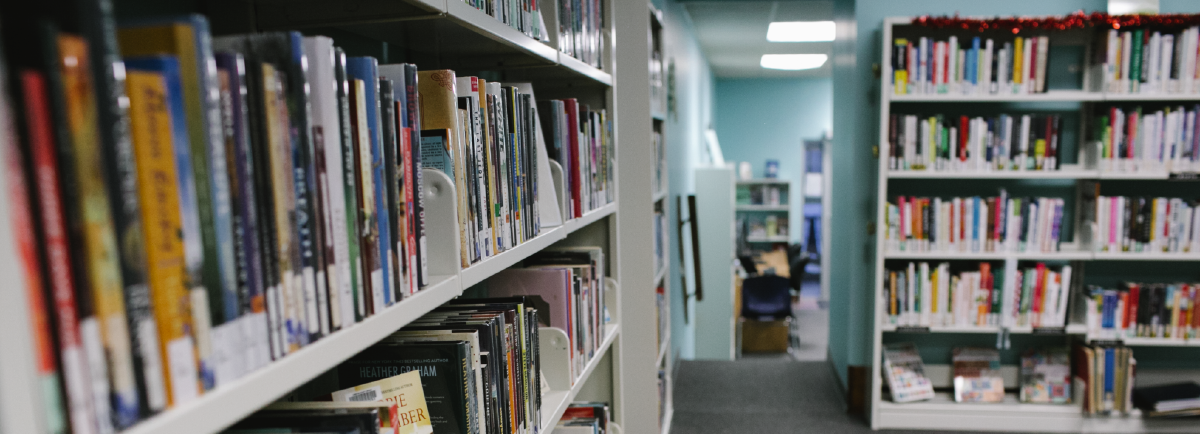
912, 11, 1200, 33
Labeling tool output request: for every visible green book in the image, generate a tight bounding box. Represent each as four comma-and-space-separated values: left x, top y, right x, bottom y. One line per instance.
1131, 30, 1144, 93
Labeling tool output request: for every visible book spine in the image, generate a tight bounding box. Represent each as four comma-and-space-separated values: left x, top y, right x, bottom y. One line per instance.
21, 69, 93, 434
403, 64, 425, 290
125, 69, 202, 408
58, 34, 142, 427
379, 78, 403, 304
261, 63, 301, 353
333, 49, 362, 323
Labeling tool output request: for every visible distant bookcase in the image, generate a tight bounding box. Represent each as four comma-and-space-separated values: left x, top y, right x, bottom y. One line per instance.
649, 5, 674, 434
736, 179, 791, 254
871, 16, 1200, 433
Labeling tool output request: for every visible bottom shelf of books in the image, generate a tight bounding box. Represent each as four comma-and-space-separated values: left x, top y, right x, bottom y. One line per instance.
878, 343, 1200, 433
540, 323, 621, 430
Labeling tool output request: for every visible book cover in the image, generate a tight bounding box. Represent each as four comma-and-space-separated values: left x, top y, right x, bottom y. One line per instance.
58, 33, 141, 425
349, 76, 379, 315
20, 65, 101, 434
333, 47, 363, 322
403, 64, 425, 289
883, 343, 934, 403
124, 62, 203, 407
417, 70, 468, 268
378, 77, 404, 302
340, 341, 475, 434
262, 62, 304, 352
331, 369, 433, 434
8, 69, 68, 434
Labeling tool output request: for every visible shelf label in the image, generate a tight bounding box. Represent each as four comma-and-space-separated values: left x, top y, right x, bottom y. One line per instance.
1032, 327, 1066, 335
893, 326, 930, 333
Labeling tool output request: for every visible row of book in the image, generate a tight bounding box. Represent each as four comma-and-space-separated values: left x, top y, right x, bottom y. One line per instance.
1093, 106, 1200, 174
540, 99, 614, 220
460, 0, 546, 42
557, 402, 611, 434
736, 183, 787, 206
888, 113, 1065, 172
557, 0, 604, 68
1086, 282, 1200, 340
1, 4, 611, 433
884, 343, 1078, 406
489, 246, 609, 383
1075, 343, 1135, 416
891, 35, 1051, 96
883, 262, 1073, 328
1095, 27, 1200, 94
885, 193, 1067, 254
1093, 195, 1200, 254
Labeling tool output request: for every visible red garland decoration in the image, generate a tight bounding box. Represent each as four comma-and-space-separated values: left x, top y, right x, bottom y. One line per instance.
912, 11, 1200, 33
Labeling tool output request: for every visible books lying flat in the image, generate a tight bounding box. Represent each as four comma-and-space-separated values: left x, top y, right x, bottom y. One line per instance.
1133, 382, 1200, 416
882, 343, 934, 403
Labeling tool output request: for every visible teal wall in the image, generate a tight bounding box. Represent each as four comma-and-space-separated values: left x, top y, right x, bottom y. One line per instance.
827, 0, 1200, 388
716, 78, 832, 244
657, 0, 717, 362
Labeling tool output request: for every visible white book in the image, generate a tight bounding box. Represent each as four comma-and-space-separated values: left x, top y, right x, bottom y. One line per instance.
996, 44, 1008, 94
937, 263, 951, 325
455, 77, 491, 259
935, 41, 947, 93
957, 48, 967, 95
1117, 196, 1128, 251
1107, 30, 1120, 92
1035, 36, 1049, 93
905, 115, 918, 169
947, 37, 958, 93
978, 201, 988, 253
981, 39, 994, 96
949, 127, 959, 170
1021, 37, 1034, 94
1147, 32, 1162, 93
1182, 206, 1195, 252
1018, 115, 1030, 170
486, 83, 515, 250
918, 37, 929, 93
951, 197, 961, 251
919, 262, 932, 325
1097, 196, 1109, 251
907, 262, 917, 324
1190, 205, 1200, 252
303, 36, 356, 331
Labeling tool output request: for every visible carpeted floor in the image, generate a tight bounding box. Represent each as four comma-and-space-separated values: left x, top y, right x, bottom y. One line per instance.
670, 359, 961, 434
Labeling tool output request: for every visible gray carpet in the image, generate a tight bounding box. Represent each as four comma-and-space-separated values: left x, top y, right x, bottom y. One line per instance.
670, 359, 978, 434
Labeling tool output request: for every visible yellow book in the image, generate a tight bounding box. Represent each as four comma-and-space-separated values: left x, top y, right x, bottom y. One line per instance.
417, 70, 471, 267
126, 70, 200, 406
263, 63, 303, 353
58, 35, 141, 419
1013, 38, 1024, 86
331, 370, 433, 434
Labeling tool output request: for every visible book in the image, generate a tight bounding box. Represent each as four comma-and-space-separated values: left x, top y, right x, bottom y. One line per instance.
952, 347, 1003, 403
339, 341, 477, 434
1020, 347, 1071, 404
330, 370, 433, 434
346, 59, 387, 315
417, 70, 470, 268
58, 32, 142, 426
1132, 382, 1200, 416
882, 343, 934, 403
123, 60, 203, 407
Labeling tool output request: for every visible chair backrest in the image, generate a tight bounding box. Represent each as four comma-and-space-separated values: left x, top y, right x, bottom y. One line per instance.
741, 274, 792, 320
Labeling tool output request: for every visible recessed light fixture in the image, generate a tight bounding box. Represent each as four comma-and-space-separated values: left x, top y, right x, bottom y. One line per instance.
760, 54, 827, 70
767, 21, 836, 42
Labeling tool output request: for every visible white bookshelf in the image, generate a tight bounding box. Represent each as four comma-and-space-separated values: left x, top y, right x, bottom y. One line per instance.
0, 0, 664, 432
871, 16, 1200, 432
735, 179, 791, 248
648, 5, 674, 433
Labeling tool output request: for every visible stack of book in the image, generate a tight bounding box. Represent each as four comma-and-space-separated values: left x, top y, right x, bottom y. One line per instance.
1019, 347, 1072, 404
891, 35, 1051, 96
0, 2, 602, 431
488, 246, 608, 382
883, 262, 1072, 328
952, 347, 1004, 403
557, 0, 605, 68
882, 343, 935, 403
1093, 106, 1200, 174
540, 99, 614, 219
1133, 382, 1200, 417
1093, 195, 1200, 254
1095, 26, 1200, 94
1086, 282, 1199, 341
885, 192, 1067, 254
1074, 343, 1135, 416
556, 402, 611, 433
888, 113, 1064, 172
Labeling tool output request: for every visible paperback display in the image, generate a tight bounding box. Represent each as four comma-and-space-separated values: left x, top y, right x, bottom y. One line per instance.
883, 261, 1072, 328
888, 113, 1064, 172
882, 343, 935, 403
1086, 282, 1200, 341
1092, 105, 1200, 174
952, 347, 1004, 403
885, 191, 1067, 254
1020, 347, 1072, 404
892, 34, 1051, 96
539, 98, 615, 219
1092, 195, 1200, 254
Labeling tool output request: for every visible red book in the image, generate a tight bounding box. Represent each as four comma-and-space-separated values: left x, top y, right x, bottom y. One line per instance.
1126, 283, 1140, 335
959, 115, 969, 162
398, 104, 416, 296
564, 99, 581, 218
1032, 263, 1047, 325
898, 196, 907, 242
21, 70, 97, 434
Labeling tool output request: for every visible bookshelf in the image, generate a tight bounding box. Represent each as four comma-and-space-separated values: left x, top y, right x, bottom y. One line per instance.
648, 4, 674, 433
735, 179, 792, 250
871, 15, 1200, 432
0, 0, 663, 432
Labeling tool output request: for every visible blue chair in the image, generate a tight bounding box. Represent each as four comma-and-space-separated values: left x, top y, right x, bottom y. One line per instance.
737, 274, 795, 355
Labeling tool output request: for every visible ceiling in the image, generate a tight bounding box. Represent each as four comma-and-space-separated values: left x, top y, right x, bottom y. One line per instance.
682, 1, 834, 79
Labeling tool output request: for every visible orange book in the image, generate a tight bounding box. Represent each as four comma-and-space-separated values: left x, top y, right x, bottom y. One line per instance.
126, 70, 200, 406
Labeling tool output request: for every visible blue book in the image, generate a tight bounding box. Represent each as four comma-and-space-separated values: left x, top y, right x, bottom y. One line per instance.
971, 37, 981, 85
124, 55, 215, 388
1103, 347, 1116, 411
346, 56, 393, 309
1101, 290, 1117, 331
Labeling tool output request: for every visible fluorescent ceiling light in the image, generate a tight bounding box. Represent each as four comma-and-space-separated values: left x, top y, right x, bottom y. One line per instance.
760, 54, 827, 70
767, 21, 835, 42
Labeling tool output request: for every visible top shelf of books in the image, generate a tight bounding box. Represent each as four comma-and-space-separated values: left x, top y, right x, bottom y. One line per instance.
884, 16, 1200, 103
254, 0, 612, 86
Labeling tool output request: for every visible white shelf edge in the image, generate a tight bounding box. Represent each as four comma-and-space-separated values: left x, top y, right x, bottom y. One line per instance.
736, 178, 790, 185
656, 339, 669, 367
460, 225, 570, 288
540, 323, 620, 431
882, 250, 1093, 261
735, 205, 789, 211
659, 407, 674, 434
886, 170, 1099, 180
889, 91, 1200, 103
121, 275, 463, 434
881, 323, 1087, 334
1091, 252, 1200, 261
745, 236, 790, 243
557, 52, 613, 86
654, 266, 667, 285
443, 0, 559, 64
652, 189, 667, 203
1086, 335, 1200, 347
563, 202, 618, 233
